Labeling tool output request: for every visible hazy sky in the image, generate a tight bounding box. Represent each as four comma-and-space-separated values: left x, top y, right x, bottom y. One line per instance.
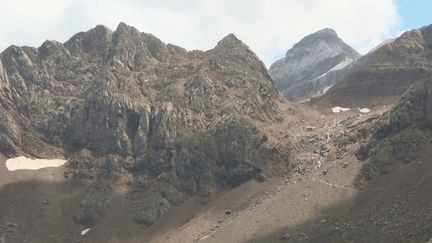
0, 0, 430, 66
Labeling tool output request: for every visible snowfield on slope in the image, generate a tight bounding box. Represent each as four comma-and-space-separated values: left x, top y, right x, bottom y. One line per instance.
358, 108, 371, 113
5, 156, 67, 171
332, 106, 351, 113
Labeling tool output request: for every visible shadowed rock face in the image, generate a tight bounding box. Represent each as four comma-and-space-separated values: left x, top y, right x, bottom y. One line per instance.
269, 28, 360, 102
317, 24, 432, 107
357, 79, 432, 182
0, 23, 292, 227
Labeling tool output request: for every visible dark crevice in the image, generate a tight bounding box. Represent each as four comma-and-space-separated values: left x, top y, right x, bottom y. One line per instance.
127, 111, 140, 140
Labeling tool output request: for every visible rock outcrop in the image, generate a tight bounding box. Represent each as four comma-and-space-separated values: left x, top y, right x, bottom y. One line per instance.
357, 79, 432, 182
269, 28, 360, 102
0, 23, 296, 227
317, 24, 432, 107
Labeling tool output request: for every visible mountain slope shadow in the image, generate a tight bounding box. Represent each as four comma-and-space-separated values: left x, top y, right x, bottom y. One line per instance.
0, 179, 87, 243
0, 177, 184, 243
0, 168, 277, 243
250, 148, 432, 243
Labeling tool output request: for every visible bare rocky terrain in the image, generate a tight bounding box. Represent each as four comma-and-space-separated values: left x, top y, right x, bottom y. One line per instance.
0, 23, 432, 243
269, 28, 360, 102
0, 22, 308, 242
315, 24, 432, 108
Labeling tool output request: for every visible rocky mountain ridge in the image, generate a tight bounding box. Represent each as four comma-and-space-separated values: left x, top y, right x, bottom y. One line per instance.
0, 23, 301, 228
357, 78, 432, 182
316, 24, 432, 107
1, 22, 431, 243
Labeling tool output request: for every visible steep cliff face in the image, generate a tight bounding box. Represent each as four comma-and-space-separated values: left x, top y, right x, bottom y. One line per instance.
269, 28, 360, 102
356, 79, 432, 182
0, 23, 297, 227
317, 24, 432, 107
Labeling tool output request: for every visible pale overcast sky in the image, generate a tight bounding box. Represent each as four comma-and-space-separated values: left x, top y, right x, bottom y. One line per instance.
0, 0, 430, 66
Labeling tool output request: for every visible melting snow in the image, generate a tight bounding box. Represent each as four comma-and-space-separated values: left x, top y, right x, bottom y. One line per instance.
332, 106, 351, 113
358, 108, 371, 113
5, 156, 67, 171
316, 58, 354, 79
81, 228, 91, 236
328, 57, 354, 72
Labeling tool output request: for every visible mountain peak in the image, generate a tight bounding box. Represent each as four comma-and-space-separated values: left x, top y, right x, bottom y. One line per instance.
389, 24, 432, 51
269, 28, 360, 101
213, 33, 255, 56
293, 28, 340, 50
115, 22, 140, 35
94, 24, 112, 33
313, 28, 338, 37
116, 22, 129, 31
64, 24, 113, 55
215, 33, 244, 49
221, 33, 239, 41
111, 22, 144, 47
213, 33, 263, 63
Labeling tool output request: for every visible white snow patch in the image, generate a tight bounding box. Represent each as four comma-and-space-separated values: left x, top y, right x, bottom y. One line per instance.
316, 58, 354, 79
320, 85, 334, 95
358, 108, 371, 113
81, 228, 91, 236
298, 85, 334, 104
328, 58, 353, 72
5, 156, 67, 171
332, 106, 351, 113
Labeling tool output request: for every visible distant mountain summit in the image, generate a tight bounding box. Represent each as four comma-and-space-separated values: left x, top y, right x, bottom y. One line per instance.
269, 28, 360, 102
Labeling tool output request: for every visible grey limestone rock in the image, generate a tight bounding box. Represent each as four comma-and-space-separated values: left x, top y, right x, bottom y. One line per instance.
269, 28, 360, 102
